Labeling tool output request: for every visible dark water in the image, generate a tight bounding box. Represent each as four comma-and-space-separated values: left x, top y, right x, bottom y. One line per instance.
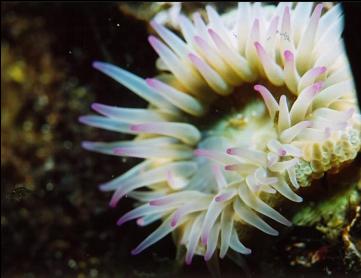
2, 2, 361, 277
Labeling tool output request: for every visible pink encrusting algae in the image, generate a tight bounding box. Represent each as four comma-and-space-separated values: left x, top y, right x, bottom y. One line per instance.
80, 2, 361, 265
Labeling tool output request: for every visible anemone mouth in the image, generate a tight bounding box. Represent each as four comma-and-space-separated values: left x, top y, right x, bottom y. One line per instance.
80, 2, 361, 265
191, 80, 297, 134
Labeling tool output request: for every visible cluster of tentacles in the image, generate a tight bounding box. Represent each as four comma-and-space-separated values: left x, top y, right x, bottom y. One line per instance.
80, 2, 360, 264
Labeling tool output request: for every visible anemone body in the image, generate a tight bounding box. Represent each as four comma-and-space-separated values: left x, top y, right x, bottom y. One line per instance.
80, 2, 361, 264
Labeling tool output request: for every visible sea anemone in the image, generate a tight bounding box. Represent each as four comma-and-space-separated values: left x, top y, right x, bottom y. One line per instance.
79, 2, 361, 265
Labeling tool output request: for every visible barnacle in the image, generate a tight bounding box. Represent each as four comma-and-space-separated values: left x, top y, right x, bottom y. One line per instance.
80, 2, 361, 264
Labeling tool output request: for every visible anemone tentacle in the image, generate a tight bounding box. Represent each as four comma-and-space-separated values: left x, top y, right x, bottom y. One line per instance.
80, 2, 361, 264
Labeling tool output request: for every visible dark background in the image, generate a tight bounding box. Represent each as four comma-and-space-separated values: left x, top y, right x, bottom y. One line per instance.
2, 2, 361, 277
